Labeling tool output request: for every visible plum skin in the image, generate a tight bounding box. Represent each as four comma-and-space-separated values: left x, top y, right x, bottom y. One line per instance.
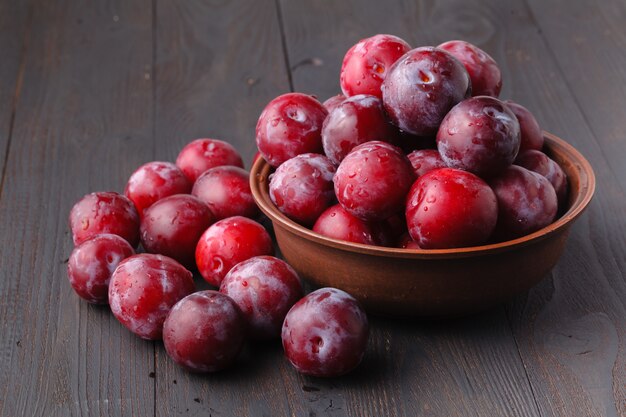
515, 149, 568, 208
176, 138, 244, 183
195, 216, 274, 287
312, 204, 382, 246
140, 194, 214, 268
255, 93, 328, 168
269, 153, 336, 226
381, 46, 471, 136
281, 287, 369, 377
108, 254, 195, 340
67, 234, 135, 304
334, 141, 415, 221
340, 34, 411, 99
437, 96, 521, 178
219, 256, 303, 340
163, 291, 246, 373
405, 168, 498, 249
69, 191, 140, 247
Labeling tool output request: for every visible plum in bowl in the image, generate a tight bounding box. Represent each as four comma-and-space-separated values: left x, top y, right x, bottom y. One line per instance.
250, 133, 595, 318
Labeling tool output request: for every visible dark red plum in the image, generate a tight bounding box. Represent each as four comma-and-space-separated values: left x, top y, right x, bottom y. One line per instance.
438, 40, 502, 97
269, 153, 336, 226
437, 96, 520, 178
67, 234, 135, 304
322, 94, 399, 165
407, 149, 447, 178
489, 165, 558, 240
322, 94, 346, 113
109, 254, 195, 340
505, 100, 544, 151
397, 233, 421, 249
256, 93, 328, 167
176, 138, 244, 183
195, 216, 274, 287
516, 149, 568, 208
69, 191, 140, 247
340, 34, 411, 99
381, 47, 471, 136
140, 194, 213, 268
220, 256, 303, 340
281, 287, 369, 377
125, 161, 191, 218
312, 204, 382, 246
406, 168, 498, 249
334, 141, 414, 221
163, 291, 246, 372
192, 166, 258, 220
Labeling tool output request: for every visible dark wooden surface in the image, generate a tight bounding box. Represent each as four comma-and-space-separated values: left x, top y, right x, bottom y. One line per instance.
0, 0, 624, 416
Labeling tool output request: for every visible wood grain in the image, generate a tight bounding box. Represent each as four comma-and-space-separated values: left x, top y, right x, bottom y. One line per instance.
152, 1, 293, 415
0, 1, 156, 415
0, 1, 30, 184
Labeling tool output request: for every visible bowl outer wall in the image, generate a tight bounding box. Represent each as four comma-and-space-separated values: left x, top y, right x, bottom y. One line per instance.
250, 133, 595, 318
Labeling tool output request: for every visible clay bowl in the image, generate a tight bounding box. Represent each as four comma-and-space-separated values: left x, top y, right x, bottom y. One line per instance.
250, 132, 595, 318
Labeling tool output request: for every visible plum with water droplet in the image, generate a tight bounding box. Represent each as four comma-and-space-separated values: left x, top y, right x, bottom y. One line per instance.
256, 93, 328, 167
312, 204, 383, 245
405, 168, 498, 249
322, 94, 399, 165
192, 166, 258, 220
334, 141, 414, 221
382, 47, 471, 136
69, 191, 140, 247
220, 256, 303, 339
407, 149, 447, 178
340, 34, 411, 99
109, 253, 195, 340
269, 153, 336, 226
195, 216, 274, 286
125, 161, 192, 218
489, 165, 558, 240
67, 234, 135, 304
176, 138, 244, 183
437, 96, 521, 178
438, 40, 502, 97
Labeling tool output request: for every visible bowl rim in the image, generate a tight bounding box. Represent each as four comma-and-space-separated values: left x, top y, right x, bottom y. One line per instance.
250, 132, 596, 259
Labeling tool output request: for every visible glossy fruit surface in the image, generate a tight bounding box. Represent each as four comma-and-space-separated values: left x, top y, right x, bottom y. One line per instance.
140, 194, 213, 268
69, 191, 140, 247
176, 138, 244, 183
490, 165, 558, 240
437, 96, 520, 178
282, 287, 369, 377
382, 47, 471, 136
109, 254, 195, 340
67, 234, 134, 304
192, 166, 258, 220
407, 149, 447, 178
163, 291, 246, 372
406, 168, 498, 249
269, 153, 336, 226
438, 40, 502, 97
505, 101, 544, 151
334, 141, 414, 221
195, 216, 274, 286
220, 256, 303, 339
125, 161, 191, 218
322, 94, 346, 113
322, 94, 399, 165
516, 149, 568, 208
312, 204, 381, 245
340, 34, 411, 99
256, 93, 328, 167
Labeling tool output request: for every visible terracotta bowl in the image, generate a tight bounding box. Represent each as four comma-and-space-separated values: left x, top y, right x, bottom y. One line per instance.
250, 133, 595, 318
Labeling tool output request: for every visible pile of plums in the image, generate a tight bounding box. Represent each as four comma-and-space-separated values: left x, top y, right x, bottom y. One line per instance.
67, 138, 368, 377
258, 35, 567, 250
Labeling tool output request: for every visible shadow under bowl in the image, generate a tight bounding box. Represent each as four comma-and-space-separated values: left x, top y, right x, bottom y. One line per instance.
250, 132, 595, 318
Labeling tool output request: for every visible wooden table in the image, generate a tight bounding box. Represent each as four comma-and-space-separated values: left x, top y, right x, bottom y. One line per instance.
1, 1, 624, 416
